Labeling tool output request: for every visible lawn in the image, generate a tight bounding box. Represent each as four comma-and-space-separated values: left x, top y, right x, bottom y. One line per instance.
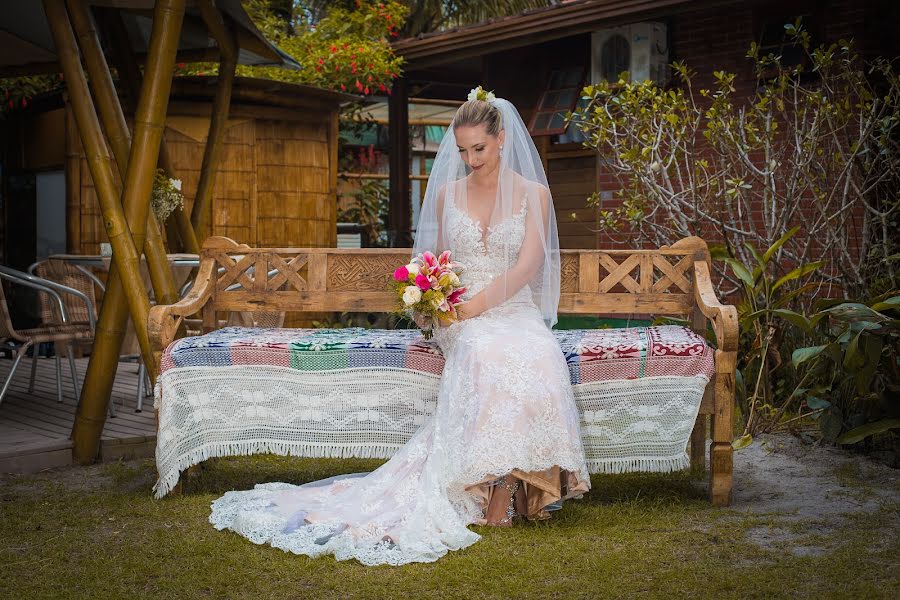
1, 446, 897, 599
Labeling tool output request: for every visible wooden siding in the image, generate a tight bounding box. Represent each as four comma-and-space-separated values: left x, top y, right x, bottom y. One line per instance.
68, 106, 338, 254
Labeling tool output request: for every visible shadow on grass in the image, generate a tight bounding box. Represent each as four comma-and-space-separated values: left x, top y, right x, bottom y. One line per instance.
170, 454, 708, 508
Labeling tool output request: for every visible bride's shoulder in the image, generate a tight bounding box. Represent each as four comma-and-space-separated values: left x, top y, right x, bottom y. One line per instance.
510, 173, 550, 204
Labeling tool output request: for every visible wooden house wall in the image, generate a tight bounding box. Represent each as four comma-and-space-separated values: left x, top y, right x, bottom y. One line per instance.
69, 105, 337, 254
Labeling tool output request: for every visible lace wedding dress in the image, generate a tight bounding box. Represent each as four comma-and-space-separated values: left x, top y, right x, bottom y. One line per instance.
209, 184, 590, 566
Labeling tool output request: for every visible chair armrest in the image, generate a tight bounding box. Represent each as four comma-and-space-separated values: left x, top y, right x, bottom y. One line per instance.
692, 260, 739, 352
0, 267, 72, 325
149, 258, 216, 356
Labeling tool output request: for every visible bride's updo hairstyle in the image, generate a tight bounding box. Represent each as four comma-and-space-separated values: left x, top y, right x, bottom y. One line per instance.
453, 100, 503, 136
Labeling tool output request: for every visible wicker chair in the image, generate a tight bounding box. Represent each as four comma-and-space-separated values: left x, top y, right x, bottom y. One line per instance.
0, 266, 94, 405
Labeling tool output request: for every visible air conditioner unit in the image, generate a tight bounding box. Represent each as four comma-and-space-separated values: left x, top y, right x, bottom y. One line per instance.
591, 22, 669, 85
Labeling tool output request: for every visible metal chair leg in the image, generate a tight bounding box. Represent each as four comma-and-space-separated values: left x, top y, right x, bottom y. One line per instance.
27, 347, 38, 393
136, 362, 145, 412
65, 345, 80, 401
54, 352, 63, 403
0, 342, 32, 404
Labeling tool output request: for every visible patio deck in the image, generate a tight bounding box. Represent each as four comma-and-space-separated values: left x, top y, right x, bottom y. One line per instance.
0, 356, 156, 474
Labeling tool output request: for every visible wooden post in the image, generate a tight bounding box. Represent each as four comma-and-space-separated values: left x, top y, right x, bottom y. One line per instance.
388, 77, 412, 246
100, 8, 200, 255
45, 0, 186, 463
67, 0, 179, 307
190, 0, 238, 243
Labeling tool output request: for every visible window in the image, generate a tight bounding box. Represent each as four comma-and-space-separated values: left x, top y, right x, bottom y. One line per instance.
754, 2, 822, 77
529, 67, 586, 137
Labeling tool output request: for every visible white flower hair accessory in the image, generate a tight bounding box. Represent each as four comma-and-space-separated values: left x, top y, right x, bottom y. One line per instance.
467, 85, 496, 103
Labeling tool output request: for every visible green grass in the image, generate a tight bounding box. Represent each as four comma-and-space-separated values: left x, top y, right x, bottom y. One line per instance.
1, 456, 898, 600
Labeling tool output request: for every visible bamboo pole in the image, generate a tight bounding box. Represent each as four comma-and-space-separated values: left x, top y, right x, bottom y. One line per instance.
43, 0, 158, 461
107, 0, 186, 375
67, 0, 179, 307
190, 0, 238, 243
101, 9, 200, 255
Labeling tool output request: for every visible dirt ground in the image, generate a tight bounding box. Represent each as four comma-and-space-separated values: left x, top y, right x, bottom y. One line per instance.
732, 433, 899, 556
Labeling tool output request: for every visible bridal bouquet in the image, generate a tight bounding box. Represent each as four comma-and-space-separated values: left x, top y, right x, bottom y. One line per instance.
392, 251, 466, 339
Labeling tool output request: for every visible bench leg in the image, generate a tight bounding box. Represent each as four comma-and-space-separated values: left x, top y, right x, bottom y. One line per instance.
709, 442, 733, 506
709, 350, 736, 506
690, 414, 706, 473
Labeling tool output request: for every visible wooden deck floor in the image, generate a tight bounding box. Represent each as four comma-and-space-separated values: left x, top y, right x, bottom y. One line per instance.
0, 355, 157, 474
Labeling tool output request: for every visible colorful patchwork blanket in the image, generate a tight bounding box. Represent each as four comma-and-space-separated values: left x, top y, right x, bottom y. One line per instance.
161, 325, 713, 385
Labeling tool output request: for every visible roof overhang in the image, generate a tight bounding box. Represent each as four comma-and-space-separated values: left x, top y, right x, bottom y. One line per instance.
394, 0, 736, 70
0, 0, 300, 77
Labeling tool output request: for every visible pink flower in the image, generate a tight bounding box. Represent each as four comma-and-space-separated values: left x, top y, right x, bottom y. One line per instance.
438, 250, 451, 266
415, 273, 431, 291
447, 288, 467, 304
422, 251, 437, 268
393, 266, 409, 281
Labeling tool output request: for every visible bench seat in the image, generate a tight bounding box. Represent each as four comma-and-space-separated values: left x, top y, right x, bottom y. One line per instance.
154, 324, 713, 497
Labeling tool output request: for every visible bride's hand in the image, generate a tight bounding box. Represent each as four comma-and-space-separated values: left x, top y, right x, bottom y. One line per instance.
412, 313, 430, 329
453, 301, 473, 322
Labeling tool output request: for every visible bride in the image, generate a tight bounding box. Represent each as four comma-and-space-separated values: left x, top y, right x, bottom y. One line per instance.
209, 87, 590, 566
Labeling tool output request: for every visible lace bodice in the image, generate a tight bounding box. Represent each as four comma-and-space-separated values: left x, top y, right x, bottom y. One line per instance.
443, 193, 528, 298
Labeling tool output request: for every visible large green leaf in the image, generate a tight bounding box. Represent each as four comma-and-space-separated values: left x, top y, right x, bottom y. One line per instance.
843, 330, 865, 370
825, 303, 887, 322
805, 396, 831, 410
723, 258, 755, 288
871, 295, 900, 312
709, 244, 730, 260
772, 261, 825, 292
731, 433, 753, 450
762, 226, 800, 263
855, 335, 884, 394
770, 308, 811, 330
836, 418, 900, 444
819, 408, 844, 442
791, 344, 828, 368
744, 242, 765, 277
773, 282, 826, 309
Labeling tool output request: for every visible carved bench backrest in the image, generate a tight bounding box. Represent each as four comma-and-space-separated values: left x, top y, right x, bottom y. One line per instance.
201, 236, 710, 318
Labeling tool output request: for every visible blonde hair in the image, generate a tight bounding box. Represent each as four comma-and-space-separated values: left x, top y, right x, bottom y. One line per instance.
453, 100, 503, 136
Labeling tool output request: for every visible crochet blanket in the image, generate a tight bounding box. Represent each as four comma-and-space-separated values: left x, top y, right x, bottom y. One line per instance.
154, 325, 713, 497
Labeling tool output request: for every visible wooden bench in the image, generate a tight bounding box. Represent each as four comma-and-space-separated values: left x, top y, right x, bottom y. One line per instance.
149, 235, 738, 505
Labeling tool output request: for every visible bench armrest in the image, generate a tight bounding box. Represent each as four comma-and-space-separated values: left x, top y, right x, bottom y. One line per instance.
692, 259, 739, 352
149, 258, 216, 357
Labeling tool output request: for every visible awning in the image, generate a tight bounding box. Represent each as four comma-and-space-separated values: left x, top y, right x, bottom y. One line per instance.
0, 0, 300, 75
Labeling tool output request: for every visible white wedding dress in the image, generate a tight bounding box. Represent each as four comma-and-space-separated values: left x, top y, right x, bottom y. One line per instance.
209, 186, 590, 566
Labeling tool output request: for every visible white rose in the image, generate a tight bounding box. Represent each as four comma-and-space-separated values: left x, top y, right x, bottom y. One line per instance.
406, 263, 420, 276
467, 87, 480, 102
485, 91, 496, 102
402, 286, 422, 306
449, 272, 460, 287
171, 178, 182, 191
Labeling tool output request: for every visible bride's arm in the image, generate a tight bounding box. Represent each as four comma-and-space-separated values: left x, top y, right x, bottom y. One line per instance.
457, 186, 551, 320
